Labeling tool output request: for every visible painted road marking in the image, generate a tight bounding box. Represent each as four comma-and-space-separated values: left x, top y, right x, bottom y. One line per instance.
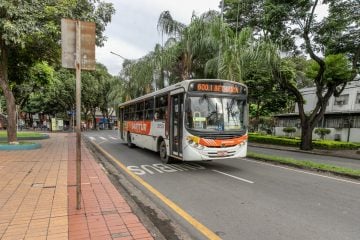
243, 158, 360, 185
127, 163, 206, 175
212, 170, 254, 184
92, 142, 221, 240
89, 137, 96, 141
99, 137, 107, 140
110, 136, 118, 140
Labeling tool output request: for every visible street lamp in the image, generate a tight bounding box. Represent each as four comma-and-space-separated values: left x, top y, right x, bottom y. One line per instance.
110, 51, 129, 60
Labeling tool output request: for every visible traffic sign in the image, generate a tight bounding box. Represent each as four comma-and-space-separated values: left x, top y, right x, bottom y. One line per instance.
61, 19, 96, 70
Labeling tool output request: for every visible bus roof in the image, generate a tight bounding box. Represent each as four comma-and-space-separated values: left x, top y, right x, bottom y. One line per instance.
119, 79, 247, 107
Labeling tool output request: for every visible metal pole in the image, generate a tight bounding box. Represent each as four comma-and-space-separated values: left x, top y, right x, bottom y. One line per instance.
75, 20, 82, 210
73, 105, 75, 132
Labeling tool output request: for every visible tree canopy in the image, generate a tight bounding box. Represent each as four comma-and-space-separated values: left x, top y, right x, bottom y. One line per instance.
0, 0, 115, 142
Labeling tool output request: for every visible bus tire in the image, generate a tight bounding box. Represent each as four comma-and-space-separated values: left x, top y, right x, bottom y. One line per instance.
127, 132, 134, 148
159, 140, 171, 163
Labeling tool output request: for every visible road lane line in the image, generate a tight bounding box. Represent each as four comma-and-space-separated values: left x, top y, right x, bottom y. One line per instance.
243, 158, 360, 185
89, 137, 95, 141
92, 142, 221, 240
99, 137, 107, 140
212, 170, 254, 184
109, 136, 118, 140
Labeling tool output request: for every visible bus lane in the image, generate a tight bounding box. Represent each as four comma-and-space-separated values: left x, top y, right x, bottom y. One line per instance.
84, 131, 360, 240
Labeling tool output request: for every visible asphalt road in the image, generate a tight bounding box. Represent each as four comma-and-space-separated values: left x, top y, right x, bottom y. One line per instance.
84, 130, 360, 240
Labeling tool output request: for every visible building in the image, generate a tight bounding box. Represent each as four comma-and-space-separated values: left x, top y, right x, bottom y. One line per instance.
275, 81, 360, 142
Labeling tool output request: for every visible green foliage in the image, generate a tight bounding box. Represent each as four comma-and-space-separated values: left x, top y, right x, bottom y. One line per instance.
306, 54, 352, 84
249, 134, 300, 146
314, 128, 331, 140
0, 131, 44, 138
312, 140, 360, 150
282, 127, 296, 133
282, 127, 296, 137
248, 133, 360, 150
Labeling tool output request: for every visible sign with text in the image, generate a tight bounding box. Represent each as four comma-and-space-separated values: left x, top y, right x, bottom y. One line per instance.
61, 19, 96, 70
189, 82, 244, 94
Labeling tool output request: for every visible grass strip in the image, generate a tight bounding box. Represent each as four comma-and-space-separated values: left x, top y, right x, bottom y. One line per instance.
247, 151, 360, 179
0, 131, 44, 138
0, 141, 35, 145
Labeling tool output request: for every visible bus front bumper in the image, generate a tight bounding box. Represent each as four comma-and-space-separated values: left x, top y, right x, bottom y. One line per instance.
182, 142, 247, 161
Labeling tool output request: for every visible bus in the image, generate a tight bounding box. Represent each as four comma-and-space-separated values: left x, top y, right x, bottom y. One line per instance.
118, 79, 248, 163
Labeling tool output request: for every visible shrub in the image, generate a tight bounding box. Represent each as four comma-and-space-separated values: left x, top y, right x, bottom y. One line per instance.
282, 127, 296, 138
313, 140, 360, 150
248, 134, 300, 147
314, 128, 331, 140
248, 133, 360, 150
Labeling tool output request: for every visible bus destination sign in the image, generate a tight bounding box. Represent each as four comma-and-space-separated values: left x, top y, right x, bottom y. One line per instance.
190, 82, 244, 94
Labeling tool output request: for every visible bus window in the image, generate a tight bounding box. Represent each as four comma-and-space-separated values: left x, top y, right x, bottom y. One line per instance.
135, 102, 144, 120
155, 95, 168, 120
145, 98, 154, 120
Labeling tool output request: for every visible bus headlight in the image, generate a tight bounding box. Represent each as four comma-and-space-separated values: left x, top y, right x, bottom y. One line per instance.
192, 143, 204, 150
187, 136, 204, 150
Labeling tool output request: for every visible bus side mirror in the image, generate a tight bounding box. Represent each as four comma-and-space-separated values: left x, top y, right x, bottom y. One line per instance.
185, 98, 191, 113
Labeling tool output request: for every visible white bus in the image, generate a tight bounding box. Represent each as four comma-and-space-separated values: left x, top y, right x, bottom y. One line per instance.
118, 79, 248, 163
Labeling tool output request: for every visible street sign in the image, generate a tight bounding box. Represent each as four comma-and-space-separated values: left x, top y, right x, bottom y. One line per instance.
61, 19, 96, 70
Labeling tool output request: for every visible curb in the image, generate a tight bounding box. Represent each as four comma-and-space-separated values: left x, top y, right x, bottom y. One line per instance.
0, 142, 41, 151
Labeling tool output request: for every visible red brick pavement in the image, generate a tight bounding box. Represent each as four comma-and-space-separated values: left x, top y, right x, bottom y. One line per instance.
0, 133, 154, 240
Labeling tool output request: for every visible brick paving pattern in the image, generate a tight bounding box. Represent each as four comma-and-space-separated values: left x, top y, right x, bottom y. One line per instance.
0, 133, 154, 240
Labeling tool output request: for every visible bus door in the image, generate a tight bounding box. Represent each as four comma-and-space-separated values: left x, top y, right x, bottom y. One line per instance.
119, 107, 124, 140
170, 92, 184, 157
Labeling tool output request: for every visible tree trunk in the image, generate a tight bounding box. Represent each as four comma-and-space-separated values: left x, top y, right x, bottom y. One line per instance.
0, 43, 17, 143
300, 122, 313, 150
92, 111, 96, 130
255, 101, 261, 132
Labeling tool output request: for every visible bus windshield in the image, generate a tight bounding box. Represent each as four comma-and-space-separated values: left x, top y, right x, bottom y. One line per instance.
186, 95, 246, 132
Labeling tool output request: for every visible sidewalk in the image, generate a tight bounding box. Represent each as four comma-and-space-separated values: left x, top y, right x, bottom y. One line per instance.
0, 133, 154, 240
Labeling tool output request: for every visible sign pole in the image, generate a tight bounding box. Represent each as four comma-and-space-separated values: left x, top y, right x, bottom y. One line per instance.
75, 20, 82, 210
61, 18, 95, 210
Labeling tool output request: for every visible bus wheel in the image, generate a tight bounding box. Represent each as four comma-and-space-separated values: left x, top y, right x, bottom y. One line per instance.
127, 132, 134, 148
159, 140, 171, 163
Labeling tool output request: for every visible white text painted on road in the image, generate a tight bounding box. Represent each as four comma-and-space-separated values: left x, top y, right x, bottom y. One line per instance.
212, 170, 254, 183
127, 163, 206, 175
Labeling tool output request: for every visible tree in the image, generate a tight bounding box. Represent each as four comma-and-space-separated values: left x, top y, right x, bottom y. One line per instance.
223, 0, 358, 149
270, 0, 357, 150
314, 128, 331, 140
0, 0, 114, 142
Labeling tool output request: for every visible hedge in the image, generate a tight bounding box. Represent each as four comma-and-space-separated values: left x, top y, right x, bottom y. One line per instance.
248, 133, 360, 150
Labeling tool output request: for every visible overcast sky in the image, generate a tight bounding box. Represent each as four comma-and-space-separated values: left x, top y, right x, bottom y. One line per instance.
95, 1, 328, 76
95, 0, 220, 76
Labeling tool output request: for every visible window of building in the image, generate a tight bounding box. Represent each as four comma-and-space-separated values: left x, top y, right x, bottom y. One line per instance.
334, 94, 349, 105
276, 118, 299, 127
356, 93, 360, 104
